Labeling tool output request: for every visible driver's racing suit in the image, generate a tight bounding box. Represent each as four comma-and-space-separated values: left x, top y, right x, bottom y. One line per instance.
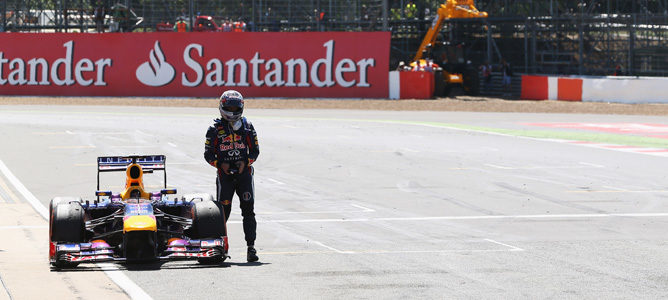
204, 117, 259, 246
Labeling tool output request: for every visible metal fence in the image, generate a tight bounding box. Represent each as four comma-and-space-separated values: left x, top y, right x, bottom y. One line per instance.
2, 0, 668, 76
0, 0, 386, 33
389, 14, 668, 77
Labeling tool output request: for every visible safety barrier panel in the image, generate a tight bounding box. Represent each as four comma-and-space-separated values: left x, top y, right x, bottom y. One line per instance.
521, 75, 668, 104
388, 70, 434, 99
0, 32, 390, 98
582, 77, 668, 103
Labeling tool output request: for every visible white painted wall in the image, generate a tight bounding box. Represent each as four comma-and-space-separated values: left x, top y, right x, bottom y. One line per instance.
389, 71, 400, 100
582, 77, 668, 103
547, 77, 559, 100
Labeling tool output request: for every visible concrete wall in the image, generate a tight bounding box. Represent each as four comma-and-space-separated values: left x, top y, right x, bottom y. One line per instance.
583, 77, 668, 103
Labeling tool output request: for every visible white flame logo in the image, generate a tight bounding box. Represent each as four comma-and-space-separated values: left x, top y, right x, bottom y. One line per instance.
136, 41, 175, 87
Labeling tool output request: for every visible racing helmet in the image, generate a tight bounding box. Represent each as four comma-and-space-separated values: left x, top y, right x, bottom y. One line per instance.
219, 90, 244, 122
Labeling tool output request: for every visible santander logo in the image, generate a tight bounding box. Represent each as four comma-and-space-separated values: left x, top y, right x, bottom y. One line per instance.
135, 41, 175, 87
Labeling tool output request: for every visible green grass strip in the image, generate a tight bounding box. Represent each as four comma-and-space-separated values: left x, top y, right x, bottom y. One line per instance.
402, 121, 668, 149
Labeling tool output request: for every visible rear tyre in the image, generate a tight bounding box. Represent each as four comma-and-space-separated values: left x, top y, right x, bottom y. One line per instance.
50, 202, 85, 268
191, 200, 226, 264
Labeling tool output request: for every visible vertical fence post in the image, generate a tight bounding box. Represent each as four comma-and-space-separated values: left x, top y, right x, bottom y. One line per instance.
531, 18, 536, 73
189, 0, 194, 32
251, 0, 255, 32
486, 20, 492, 64
524, 18, 528, 73
382, 0, 388, 31
316, 0, 321, 31
80, 0, 85, 32
64, 0, 69, 32
578, 11, 584, 74
629, 14, 635, 76
55, 0, 60, 32
1, 0, 6, 32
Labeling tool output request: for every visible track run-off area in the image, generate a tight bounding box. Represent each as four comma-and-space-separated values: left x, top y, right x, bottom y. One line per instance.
0, 104, 667, 299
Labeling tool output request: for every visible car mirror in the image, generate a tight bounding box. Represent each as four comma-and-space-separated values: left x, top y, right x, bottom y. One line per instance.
96, 190, 112, 197
161, 188, 177, 195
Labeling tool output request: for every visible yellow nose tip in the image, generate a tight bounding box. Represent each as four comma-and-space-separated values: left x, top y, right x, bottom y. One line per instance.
123, 215, 157, 233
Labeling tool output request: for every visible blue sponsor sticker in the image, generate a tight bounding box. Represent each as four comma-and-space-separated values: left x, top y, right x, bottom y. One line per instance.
57, 244, 80, 252
125, 203, 153, 216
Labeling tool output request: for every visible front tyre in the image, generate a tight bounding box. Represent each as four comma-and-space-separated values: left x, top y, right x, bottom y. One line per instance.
50, 202, 85, 268
191, 200, 226, 264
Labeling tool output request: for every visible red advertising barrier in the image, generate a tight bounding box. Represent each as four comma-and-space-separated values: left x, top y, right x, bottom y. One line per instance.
0, 32, 390, 98
520, 75, 548, 100
399, 71, 433, 99
557, 78, 583, 101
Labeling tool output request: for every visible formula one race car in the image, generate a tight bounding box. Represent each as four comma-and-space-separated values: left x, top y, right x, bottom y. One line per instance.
49, 155, 227, 268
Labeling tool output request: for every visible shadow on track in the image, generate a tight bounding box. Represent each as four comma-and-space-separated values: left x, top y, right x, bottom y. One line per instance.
51, 260, 270, 272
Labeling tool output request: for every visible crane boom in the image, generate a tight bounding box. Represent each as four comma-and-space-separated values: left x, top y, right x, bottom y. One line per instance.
413, 0, 488, 62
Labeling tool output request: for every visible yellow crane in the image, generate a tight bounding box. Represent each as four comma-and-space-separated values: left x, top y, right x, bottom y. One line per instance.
408, 0, 488, 96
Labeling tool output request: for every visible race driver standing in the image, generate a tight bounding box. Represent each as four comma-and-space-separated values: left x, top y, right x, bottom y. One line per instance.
204, 90, 260, 262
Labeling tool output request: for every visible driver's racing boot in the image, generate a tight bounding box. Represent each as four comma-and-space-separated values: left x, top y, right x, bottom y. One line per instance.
247, 246, 259, 262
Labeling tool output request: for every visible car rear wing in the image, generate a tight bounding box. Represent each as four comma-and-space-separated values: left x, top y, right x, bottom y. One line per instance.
97, 155, 167, 190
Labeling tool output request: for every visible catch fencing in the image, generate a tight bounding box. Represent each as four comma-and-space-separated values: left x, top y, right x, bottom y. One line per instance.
2, 1, 667, 77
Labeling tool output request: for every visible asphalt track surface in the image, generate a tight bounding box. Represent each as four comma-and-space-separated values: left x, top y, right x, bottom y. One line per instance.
1, 105, 667, 299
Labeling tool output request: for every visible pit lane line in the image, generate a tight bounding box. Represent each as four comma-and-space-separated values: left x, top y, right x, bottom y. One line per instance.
0, 272, 11, 300
225, 212, 668, 224
305, 238, 523, 255
0, 159, 152, 300
225, 238, 524, 257
0, 175, 20, 204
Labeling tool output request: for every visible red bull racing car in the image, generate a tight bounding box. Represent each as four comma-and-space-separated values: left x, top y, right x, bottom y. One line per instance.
49, 155, 228, 268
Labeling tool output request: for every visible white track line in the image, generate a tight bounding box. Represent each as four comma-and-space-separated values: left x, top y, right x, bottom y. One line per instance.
259, 249, 521, 255
579, 162, 604, 168
484, 239, 524, 251
0, 271, 12, 300
97, 263, 152, 299
109, 145, 155, 149
48, 145, 96, 149
312, 241, 353, 254
0, 159, 152, 300
484, 164, 514, 169
350, 204, 376, 212
602, 185, 628, 191
226, 212, 668, 224
0, 160, 48, 219
265, 178, 285, 185
247, 204, 376, 215
0, 174, 21, 203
